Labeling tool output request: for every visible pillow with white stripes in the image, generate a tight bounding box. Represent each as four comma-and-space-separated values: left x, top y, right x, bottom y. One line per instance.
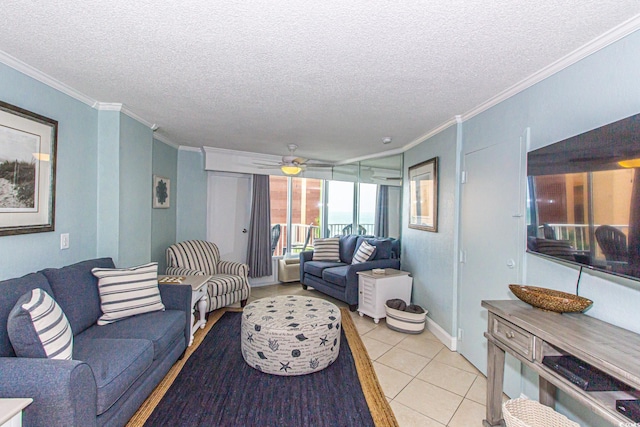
92, 262, 165, 325
312, 238, 341, 261
352, 241, 377, 264
7, 288, 74, 360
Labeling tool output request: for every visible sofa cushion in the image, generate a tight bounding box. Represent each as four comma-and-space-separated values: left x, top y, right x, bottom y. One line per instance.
74, 337, 153, 415
365, 238, 393, 260
79, 310, 184, 360
304, 260, 346, 278
339, 235, 361, 264
41, 257, 116, 336
92, 262, 165, 325
352, 241, 376, 264
322, 266, 350, 288
312, 238, 340, 261
0, 272, 54, 357
7, 289, 73, 360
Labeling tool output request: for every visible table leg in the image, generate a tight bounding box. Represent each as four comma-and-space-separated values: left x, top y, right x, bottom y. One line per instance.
197, 297, 207, 328
484, 340, 506, 427
539, 377, 557, 408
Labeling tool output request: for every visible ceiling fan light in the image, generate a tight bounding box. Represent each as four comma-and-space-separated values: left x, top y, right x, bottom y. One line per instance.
281, 165, 302, 175
618, 158, 640, 168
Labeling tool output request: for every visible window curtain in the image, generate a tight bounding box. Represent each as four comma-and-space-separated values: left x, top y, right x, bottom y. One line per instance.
246, 175, 272, 278
629, 169, 640, 277
374, 185, 389, 237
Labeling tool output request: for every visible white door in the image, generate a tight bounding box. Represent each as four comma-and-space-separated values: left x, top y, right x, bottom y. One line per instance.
458, 134, 526, 396
206, 172, 252, 263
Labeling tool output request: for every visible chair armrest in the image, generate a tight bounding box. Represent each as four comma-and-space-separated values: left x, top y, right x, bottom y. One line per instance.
165, 267, 206, 276
158, 283, 192, 348
0, 357, 97, 427
217, 260, 248, 278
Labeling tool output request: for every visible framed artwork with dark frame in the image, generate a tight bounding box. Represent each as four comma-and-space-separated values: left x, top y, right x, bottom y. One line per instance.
153, 175, 170, 208
408, 157, 438, 232
0, 101, 57, 236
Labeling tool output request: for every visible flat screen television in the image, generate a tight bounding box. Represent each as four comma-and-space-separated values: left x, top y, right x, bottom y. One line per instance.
526, 112, 640, 281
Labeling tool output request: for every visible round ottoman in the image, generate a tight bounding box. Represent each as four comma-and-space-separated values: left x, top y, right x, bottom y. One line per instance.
241, 295, 341, 376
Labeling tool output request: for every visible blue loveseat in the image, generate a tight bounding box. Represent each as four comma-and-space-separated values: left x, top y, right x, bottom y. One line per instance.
300, 235, 401, 310
0, 258, 191, 427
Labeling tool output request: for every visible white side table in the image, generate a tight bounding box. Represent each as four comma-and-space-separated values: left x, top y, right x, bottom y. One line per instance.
159, 275, 211, 346
357, 269, 412, 323
0, 398, 32, 427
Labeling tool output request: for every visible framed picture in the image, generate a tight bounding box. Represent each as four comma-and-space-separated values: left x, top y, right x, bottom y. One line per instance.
152, 175, 170, 208
0, 101, 57, 236
408, 157, 438, 232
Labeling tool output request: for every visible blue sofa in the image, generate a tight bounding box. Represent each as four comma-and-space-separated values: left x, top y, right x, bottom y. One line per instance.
0, 258, 191, 427
300, 235, 401, 310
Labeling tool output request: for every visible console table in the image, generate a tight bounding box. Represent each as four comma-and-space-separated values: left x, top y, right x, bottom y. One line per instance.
482, 300, 640, 426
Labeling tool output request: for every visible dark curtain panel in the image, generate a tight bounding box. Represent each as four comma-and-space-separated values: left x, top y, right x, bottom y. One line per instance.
246, 175, 272, 278
628, 169, 640, 277
374, 185, 389, 237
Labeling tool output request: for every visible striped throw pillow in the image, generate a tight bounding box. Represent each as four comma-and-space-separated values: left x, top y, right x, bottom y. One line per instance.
352, 241, 376, 264
92, 262, 165, 325
312, 238, 341, 261
8, 288, 73, 360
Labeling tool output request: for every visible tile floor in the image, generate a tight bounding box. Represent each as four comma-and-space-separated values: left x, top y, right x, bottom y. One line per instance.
246, 283, 489, 426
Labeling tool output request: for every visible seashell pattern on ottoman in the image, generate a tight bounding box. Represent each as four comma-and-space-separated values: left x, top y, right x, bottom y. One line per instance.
241, 295, 341, 376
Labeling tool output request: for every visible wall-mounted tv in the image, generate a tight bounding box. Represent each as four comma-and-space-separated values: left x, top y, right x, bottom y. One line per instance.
526, 112, 640, 281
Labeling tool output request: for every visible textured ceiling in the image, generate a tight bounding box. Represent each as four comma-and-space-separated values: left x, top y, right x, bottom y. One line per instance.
1, 1, 639, 163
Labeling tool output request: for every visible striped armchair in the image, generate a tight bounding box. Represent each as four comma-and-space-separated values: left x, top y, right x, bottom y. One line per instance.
166, 240, 250, 312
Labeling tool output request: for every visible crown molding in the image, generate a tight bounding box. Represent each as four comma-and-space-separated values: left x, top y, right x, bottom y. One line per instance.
461, 14, 640, 122
178, 146, 202, 152
153, 132, 179, 149
94, 102, 157, 130
0, 50, 97, 107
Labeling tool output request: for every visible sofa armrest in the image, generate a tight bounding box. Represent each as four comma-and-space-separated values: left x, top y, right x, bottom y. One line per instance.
344, 259, 402, 304
158, 283, 192, 350
299, 251, 314, 284
217, 260, 249, 278
0, 357, 97, 427
165, 267, 206, 276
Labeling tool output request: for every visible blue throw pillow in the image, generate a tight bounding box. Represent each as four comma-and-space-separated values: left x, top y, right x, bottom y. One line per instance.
7, 288, 74, 360
365, 239, 393, 260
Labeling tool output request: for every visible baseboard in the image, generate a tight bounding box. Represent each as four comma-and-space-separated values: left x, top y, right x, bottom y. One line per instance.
426, 317, 457, 351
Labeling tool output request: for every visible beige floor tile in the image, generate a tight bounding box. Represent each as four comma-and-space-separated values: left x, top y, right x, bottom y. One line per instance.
361, 336, 393, 360
465, 375, 487, 405
394, 379, 463, 425
372, 361, 414, 399
363, 322, 407, 346
416, 360, 477, 397
447, 398, 486, 427
433, 349, 481, 374
421, 328, 442, 342
377, 347, 431, 377
389, 401, 445, 427
352, 317, 378, 335
396, 333, 446, 359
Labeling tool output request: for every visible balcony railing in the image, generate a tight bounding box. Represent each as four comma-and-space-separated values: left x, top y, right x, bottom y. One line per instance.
538, 223, 629, 253
272, 222, 375, 256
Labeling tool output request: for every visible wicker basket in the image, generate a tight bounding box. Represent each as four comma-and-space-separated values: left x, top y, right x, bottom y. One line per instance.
502, 398, 579, 427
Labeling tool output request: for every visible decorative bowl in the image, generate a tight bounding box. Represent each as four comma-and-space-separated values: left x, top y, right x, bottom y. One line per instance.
508, 284, 593, 313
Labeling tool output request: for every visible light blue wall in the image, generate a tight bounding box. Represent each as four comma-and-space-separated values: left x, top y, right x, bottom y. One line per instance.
0, 63, 99, 279
176, 149, 207, 242
118, 113, 154, 266
96, 110, 120, 260
413, 29, 640, 426
402, 124, 459, 334
151, 139, 178, 272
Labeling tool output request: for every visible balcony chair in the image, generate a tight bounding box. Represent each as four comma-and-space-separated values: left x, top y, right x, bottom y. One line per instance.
595, 225, 629, 274
166, 240, 250, 312
271, 224, 281, 255
342, 224, 367, 235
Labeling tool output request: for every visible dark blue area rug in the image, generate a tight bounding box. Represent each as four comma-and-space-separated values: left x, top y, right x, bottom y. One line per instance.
129, 309, 396, 427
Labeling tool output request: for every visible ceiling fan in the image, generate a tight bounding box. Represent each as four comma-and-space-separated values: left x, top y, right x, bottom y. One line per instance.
255, 144, 334, 176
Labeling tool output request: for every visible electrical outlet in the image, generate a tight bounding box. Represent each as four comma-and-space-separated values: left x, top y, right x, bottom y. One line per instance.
60, 233, 70, 250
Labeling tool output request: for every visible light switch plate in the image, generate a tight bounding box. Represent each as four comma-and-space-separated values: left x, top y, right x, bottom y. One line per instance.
60, 233, 70, 249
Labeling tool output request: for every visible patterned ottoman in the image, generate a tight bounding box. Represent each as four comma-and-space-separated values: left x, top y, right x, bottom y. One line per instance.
241, 295, 341, 376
